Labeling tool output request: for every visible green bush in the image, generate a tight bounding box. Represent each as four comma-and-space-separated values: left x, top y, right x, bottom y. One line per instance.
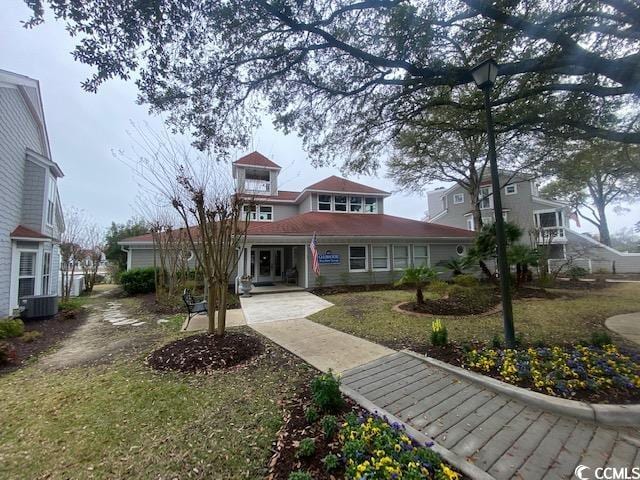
321, 415, 338, 438
311, 371, 344, 412
119, 267, 157, 295
304, 405, 319, 423
21, 331, 42, 343
288, 472, 313, 480
567, 265, 589, 281
322, 453, 339, 472
0, 319, 24, 339
491, 334, 503, 349
452, 274, 479, 287
296, 438, 316, 458
58, 298, 84, 312
0, 341, 17, 364
428, 279, 449, 296
590, 331, 612, 347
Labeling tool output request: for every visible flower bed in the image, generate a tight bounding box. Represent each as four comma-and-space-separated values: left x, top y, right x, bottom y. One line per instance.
465, 344, 640, 403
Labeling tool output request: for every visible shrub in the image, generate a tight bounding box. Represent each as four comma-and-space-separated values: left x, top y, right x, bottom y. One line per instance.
0, 319, 25, 339
321, 415, 338, 438
58, 298, 84, 312
430, 319, 448, 346
491, 334, 503, 349
288, 472, 313, 480
0, 341, 17, 364
311, 371, 343, 412
447, 285, 497, 312
428, 279, 449, 296
296, 438, 316, 458
452, 274, 479, 287
119, 267, 156, 295
322, 453, 339, 472
567, 266, 589, 281
304, 405, 319, 423
590, 331, 612, 347
21, 331, 42, 343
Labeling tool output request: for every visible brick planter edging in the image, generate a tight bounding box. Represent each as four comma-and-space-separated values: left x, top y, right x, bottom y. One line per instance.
403, 350, 640, 427
340, 384, 496, 480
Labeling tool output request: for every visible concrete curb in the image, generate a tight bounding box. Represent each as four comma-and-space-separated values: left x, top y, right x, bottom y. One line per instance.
403, 350, 640, 427
340, 384, 496, 480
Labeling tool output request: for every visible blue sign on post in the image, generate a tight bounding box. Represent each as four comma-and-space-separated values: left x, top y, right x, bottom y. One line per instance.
318, 250, 340, 265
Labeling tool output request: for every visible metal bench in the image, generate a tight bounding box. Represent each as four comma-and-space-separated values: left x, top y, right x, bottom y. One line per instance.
182, 289, 207, 321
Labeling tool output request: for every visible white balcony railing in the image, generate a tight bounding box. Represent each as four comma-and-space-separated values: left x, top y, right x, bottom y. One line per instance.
243, 179, 271, 193
537, 226, 567, 244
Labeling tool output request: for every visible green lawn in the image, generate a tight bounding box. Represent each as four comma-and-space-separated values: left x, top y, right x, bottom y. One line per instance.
0, 292, 312, 479
309, 283, 640, 349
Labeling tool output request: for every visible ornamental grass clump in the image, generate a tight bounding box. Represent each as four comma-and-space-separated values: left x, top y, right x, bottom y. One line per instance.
340, 414, 460, 480
465, 343, 640, 398
430, 319, 448, 346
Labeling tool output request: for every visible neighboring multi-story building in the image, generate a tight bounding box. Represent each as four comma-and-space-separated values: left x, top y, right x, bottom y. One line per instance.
119, 152, 475, 289
0, 70, 65, 316
426, 171, 640, 273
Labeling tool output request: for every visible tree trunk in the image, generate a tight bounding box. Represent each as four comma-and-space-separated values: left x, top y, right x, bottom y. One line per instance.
217, 282, 227, 337
416, 287, 424, 305
206, 276, 217, 334
596, 202, 611, 246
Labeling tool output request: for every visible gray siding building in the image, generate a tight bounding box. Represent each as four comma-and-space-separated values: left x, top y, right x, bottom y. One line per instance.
426, 173, 640, 273
0, 70, 65, 316
120, 152, 474, 289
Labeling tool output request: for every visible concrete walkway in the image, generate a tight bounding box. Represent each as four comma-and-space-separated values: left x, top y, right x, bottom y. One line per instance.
240, 291, 333, 324
182, 309, 246, 331
606, 312, 640, 345
251, 318, 394, 373
342, 351, 640, 480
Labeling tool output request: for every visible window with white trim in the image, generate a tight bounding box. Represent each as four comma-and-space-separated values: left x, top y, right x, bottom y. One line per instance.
456, 245, 467, 256
364, 197, 378, 213
392, 245, 409, 270
413, 245, 429, 267
349, 245, 368, 272
334, 195, 347, 212
479, 186, 492, 209
466, 217, 475, 231
18, 251, 37, 300
47, 177, 56, 225
258, 205, 273, 221
318, 194, 332, 211
41, 251, 51, 295
505, 184, 517, 195
453, 193, 464, 204
243, 205, 257, 220
371, 245, 389, 270
350, 196, 362, 212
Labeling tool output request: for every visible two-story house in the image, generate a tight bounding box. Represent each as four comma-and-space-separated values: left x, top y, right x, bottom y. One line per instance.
0, 70, 65, 316
119, 151, 475, 289
426, 171, 640, 273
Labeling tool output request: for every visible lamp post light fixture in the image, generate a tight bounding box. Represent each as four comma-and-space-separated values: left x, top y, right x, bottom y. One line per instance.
471, 57, 516, 348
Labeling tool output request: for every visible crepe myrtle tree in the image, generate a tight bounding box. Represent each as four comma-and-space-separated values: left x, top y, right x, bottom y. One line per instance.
125, 130, 252, 336
24, 1, 640, 174
59, 206, 85, 302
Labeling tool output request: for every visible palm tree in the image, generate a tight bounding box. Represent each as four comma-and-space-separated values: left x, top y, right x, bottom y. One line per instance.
397, 266, 438, 305
465, 222, 523, 282
507, 244, 540, 288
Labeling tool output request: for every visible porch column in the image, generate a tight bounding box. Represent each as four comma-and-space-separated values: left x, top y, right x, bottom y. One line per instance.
304, 243, 309, 288
246, 244, 253, 281
235, 247, 245, 294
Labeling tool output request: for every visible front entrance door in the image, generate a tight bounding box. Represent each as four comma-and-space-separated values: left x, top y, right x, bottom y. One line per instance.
250, 248, 284, 283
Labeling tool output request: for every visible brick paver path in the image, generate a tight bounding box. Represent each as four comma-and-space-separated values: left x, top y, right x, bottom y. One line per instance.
342, 352, 640, 480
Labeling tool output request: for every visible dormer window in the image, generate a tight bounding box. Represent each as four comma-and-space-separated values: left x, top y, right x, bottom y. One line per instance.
243, 168, 271, 193
46, 177, 56, 226
364, 197, 377, 213
350, 196, 362, 212
334, 195, 347, 212
319, 195, 332, 211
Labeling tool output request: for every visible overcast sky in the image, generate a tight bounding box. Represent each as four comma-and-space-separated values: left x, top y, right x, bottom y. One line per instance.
2, 1, 637, 237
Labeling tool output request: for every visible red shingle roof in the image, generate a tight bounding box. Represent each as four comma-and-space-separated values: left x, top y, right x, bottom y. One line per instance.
247, 212, 474, 238
238, 190, 300, 202
10, 225, 50, 239
233, 151, 281, 169
304, 176, 389, 195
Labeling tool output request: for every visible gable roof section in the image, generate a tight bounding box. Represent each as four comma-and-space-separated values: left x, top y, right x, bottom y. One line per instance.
11, 225, 50, 240
304, 175, 389, 196
233, 151, 281, 169
247, 212, 473, 238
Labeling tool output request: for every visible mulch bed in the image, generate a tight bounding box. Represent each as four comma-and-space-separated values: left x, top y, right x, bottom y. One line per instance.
309, 284, 410, 296
140, 291, 241, 316
0, 310, 87, 375
398, 295, 499, 316
549, 279, 609, 290
267, 384, 359, 480
147, 331, 264, 373
423, 342, 640, 404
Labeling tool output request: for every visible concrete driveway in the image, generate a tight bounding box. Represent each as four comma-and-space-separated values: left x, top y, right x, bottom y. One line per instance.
240, 291, 334, 324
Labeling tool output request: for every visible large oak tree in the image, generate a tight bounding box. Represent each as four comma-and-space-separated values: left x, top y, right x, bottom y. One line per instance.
25, 0, 640, 172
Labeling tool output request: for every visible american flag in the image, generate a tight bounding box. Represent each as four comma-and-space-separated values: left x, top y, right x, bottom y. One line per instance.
310, 232, 320, 276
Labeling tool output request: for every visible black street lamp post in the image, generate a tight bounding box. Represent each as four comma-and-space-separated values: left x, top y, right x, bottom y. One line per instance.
471, 58, 516, 348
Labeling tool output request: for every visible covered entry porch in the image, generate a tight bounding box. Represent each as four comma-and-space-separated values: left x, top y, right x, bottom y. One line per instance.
236, 243, 308, 292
